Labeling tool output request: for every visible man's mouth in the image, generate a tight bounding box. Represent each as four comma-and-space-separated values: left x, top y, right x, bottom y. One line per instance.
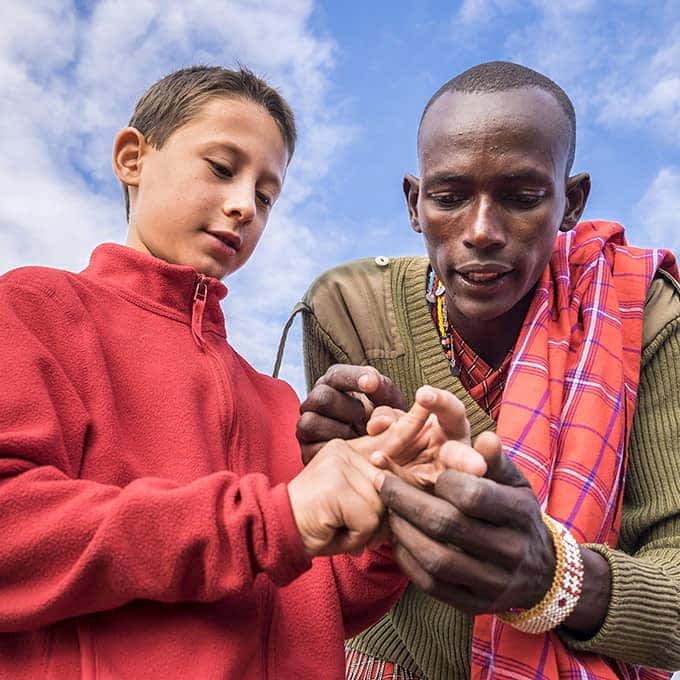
459, 270, 508, 283
455, 263, 513, 285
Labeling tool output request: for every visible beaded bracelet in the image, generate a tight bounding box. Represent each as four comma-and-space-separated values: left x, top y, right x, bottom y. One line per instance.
497, 513, 584, 634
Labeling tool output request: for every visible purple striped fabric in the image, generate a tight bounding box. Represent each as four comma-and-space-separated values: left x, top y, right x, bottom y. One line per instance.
471, 221, 677, 680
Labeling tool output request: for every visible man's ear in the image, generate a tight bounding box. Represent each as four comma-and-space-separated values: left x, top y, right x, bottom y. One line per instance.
403, 173, 422, 233
112, 127, 147, 188
560, 172, 591, 232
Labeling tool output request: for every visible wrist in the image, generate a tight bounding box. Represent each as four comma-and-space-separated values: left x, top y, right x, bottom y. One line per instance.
498, 513, 584, 634
286, 477, 321, 558
561, 546, 611, 637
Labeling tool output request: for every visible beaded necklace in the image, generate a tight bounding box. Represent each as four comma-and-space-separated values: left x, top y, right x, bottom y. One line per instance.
425, 268, 461, 377
426, 269, 514, 419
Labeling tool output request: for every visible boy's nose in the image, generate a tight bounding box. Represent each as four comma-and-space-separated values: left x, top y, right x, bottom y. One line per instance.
462, 197, 506, 250
222, 186, 255, 224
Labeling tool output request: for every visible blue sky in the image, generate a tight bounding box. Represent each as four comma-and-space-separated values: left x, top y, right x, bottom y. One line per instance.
1, 0, 679, 397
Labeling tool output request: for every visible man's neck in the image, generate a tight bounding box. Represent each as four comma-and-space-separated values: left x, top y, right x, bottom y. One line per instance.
447, 291, 534, 369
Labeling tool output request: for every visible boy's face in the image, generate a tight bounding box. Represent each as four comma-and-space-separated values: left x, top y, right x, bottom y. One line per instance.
121, 97, 288, 279
406, 88, 586, 331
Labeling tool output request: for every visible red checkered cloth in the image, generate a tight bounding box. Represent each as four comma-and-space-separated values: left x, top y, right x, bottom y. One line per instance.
471, 221, 677, 679
426, 281, 512, 419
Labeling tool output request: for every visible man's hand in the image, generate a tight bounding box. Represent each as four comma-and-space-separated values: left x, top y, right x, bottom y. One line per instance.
377, 432, 558, 615
297, 365, 407, 463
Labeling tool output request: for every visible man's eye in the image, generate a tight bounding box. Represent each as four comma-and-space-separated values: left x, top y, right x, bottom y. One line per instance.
428, 192, 466, 207
209, 161, 233, 178
256, 192, 272, 208
504, 193, 544, 208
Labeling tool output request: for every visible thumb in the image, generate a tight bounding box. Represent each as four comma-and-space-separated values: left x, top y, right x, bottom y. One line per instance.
473, 431, 529, 489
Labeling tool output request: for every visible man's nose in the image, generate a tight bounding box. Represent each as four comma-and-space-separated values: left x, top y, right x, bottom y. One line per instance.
462, 196, 505, 250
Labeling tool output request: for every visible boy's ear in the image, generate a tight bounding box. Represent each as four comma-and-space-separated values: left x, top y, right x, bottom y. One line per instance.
403, 174, 422, 233
560, 172, 591, 232
112, 127, 147, 187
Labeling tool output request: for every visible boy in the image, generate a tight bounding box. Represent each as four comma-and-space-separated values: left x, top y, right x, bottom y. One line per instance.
0, 65, 464, 679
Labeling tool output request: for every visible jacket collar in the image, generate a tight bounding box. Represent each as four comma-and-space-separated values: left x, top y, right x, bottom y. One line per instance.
81, 243, 228, 337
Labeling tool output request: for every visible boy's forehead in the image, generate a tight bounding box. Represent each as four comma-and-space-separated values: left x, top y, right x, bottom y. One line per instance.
418, 88, 569, 158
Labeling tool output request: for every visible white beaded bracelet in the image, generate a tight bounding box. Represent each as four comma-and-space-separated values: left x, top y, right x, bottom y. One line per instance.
497, 513, 584, 634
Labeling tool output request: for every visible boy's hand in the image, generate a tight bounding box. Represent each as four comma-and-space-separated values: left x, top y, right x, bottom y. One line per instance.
287, 439, 387, 557
297, 365, 407, 463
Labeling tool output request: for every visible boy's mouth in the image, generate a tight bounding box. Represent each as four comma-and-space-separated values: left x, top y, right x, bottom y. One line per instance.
208, 230, 242, 252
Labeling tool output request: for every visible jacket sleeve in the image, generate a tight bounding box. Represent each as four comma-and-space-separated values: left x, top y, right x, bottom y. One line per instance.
0, 282, 310, 633
558, 276, 680, 670
330, 548, 408, 639
301, 257, 400, 390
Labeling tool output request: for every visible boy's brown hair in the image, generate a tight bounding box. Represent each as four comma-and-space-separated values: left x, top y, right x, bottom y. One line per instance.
123, 65, 297, 218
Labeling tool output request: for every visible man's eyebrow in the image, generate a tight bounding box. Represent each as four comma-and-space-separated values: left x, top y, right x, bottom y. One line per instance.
423, 169, 553, 186
422, 172, 469, 186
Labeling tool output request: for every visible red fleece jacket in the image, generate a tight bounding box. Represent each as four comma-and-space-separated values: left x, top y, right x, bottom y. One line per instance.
0, 244, 405, 679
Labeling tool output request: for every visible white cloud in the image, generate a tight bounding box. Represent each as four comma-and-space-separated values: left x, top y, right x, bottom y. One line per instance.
596, 30, 680, 140
453, 2, 680, 145
632, 167, 680, 253
456, 0, 592, 27
0, 0, 349, 391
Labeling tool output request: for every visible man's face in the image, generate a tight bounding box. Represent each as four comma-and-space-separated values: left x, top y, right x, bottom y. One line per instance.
124, 97, 288, 279
408, 88, 579, 330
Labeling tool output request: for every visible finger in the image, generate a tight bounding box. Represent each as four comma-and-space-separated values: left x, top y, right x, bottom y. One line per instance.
296, 411, 357, 445
298, 385, 369, 437
317, 444, 386, 555
384, 471, 529, 566
389, 514, 509, 601
434, 468, 536, 530
415, 386, 470, 443
368, 401, 432, 463
393, 540, 498, 615
358, 373, 408, 410
473, 432, 530, 489
365, 406, 403, 436
367, 516, 392, 549
439, 440, 487, 477
300, 441, 325, 465
318, 365, 407, 410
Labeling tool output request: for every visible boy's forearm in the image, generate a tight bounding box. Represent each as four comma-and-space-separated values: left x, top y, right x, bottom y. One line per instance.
0, 465, 310, 632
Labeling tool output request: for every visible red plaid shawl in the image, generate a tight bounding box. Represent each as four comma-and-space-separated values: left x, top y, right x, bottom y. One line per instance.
471, 221, 678, 679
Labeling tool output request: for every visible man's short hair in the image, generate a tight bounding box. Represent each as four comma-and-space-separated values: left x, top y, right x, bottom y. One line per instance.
420, 61, 576, 175
123, 65, 297, 218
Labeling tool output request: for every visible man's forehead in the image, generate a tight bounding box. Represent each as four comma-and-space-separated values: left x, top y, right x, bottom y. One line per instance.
419, 87, 568, 147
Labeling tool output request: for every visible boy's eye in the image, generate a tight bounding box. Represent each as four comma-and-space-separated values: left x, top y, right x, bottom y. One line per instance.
256, 191, 273, 208
208, 161, 233, 178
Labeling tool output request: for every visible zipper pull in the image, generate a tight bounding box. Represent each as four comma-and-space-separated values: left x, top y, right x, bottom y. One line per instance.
191, 275, 208, 346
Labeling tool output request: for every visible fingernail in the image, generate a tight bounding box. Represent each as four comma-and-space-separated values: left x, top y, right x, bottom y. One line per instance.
416, 385, 434, 404
374, 471, 385, 491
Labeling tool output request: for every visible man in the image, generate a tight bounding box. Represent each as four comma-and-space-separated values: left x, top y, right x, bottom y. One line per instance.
294, 62, 680, 678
